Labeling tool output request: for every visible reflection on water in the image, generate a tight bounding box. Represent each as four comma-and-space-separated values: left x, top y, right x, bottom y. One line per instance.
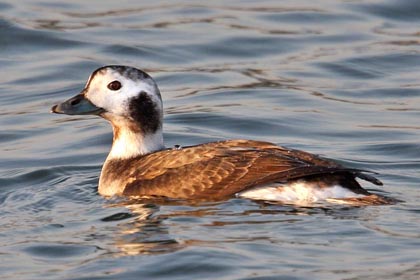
101, 198, 390, 258
105, 201, 184, 256
1, 0, 420, 279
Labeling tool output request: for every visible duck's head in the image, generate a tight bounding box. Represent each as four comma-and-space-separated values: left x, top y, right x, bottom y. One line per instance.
52, 65, 164, 158
52, 65, 163, 134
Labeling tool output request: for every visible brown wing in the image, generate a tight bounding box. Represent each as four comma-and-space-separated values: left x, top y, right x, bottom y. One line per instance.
117, 140, 381, 199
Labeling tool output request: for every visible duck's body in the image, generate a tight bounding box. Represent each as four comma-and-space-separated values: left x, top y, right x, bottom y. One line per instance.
100, 139, 386, 205
52, 65, 392, 205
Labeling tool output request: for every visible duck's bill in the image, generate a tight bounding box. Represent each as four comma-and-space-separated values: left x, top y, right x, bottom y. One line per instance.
51, 94, 104, 115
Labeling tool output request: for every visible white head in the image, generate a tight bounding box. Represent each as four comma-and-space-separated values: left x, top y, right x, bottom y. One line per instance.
52, 65, 165, 159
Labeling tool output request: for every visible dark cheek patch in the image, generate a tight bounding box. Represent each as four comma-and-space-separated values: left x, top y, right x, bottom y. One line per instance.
128, 91, 161, 134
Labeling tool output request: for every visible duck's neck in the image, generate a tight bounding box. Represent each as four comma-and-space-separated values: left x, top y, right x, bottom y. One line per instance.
106, 119, 164, 160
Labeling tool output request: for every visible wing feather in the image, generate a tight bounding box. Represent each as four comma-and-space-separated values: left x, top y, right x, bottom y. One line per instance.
113, 140, 380, 199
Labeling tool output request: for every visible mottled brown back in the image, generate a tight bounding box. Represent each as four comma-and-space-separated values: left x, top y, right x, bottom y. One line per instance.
101, 140, 381, 199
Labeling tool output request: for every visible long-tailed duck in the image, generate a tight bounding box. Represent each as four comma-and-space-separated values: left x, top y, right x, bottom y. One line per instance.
51, 65, 393, 205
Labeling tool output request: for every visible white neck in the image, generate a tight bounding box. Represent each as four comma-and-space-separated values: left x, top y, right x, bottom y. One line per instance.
106, 120, 164, 160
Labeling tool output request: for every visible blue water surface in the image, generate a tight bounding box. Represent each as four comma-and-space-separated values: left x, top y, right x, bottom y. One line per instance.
1, 1, 420, 279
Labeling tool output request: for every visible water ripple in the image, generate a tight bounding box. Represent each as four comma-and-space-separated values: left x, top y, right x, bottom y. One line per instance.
1, 0, 420, 279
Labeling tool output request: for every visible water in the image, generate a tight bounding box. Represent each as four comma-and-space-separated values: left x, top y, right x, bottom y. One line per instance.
1, 0, 420, 279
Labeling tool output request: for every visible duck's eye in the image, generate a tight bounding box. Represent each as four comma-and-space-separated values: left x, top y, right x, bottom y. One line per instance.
107, 80, 122, 91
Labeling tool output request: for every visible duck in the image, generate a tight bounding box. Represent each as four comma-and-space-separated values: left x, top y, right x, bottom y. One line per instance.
51, 65, 393, 205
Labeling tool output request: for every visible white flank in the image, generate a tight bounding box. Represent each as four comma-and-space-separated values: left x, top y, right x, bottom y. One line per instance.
238, 181, 364, 205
